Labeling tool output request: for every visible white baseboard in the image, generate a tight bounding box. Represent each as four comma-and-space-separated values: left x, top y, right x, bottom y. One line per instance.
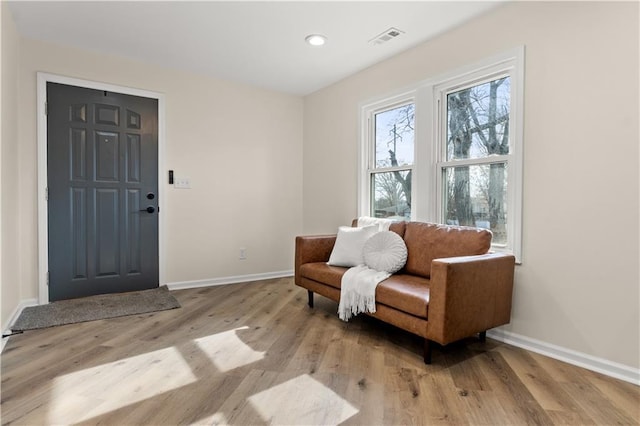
1, 298, 38, 352
488, 328, 639, 386
166, 270, 294, 291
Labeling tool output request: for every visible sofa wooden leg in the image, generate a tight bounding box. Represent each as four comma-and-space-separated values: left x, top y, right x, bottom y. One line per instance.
307, 290, 314, 308
479, 331, 486, 342
424, 339, 432, 364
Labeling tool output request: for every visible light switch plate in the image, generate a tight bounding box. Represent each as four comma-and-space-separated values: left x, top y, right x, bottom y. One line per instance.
174, 177, 191, 189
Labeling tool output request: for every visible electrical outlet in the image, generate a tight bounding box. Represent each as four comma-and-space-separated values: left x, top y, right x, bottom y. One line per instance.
239, 248, 247, 260
174, 177, 191, 189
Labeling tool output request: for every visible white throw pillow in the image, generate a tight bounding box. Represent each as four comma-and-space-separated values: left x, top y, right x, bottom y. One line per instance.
362, 231, 408, 274
327, 225, 379, 267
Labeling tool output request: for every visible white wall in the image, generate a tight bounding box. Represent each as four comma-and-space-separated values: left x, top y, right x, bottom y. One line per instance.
9, 37, 303, 307
1, 2, 22, 332
303, 1, 639, 369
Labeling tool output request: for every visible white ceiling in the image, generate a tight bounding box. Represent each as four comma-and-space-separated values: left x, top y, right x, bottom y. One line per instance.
8, 1, 502, 95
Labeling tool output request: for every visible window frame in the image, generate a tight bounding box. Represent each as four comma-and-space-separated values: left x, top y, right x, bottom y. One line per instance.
434, 62, 523, 260
358, 91, 417, 221
358, 47, 524, 261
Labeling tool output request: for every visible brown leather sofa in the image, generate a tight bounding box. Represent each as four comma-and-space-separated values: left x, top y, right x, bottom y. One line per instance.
294, 221, 516, 363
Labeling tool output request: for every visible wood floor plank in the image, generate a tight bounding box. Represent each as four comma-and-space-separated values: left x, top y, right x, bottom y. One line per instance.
285, 318, 339, 374
414, 368, 469, 425
1, 278, 638, 425
587, 374, 640, 424
339, 371, 386, 425
560, 381, 638, 425
475, 349, 556, 425
461, 389, 516, 425
444, 343, 492, 393
496, 344, 597, 424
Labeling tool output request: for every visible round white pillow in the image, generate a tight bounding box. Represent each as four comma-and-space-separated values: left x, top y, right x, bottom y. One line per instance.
362, 231, 408, 274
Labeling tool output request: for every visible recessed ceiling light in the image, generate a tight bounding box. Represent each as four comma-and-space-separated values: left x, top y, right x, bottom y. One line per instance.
305, 34, 327, 47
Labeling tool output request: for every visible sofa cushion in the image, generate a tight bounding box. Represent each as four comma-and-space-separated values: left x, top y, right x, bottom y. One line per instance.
299, 263, 430, 318
376, 274, 430, 318
327, 225, 378, 267
389, 221, 407, 239
403, 222, 492, 278
363, 231, 408, 274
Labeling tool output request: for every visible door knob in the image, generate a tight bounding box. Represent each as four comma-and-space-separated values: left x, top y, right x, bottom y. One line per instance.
140, 206, 155, 214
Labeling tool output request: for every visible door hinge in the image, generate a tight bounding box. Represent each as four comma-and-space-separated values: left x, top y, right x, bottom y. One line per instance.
46, 271, 49, 286
45, 101, 48, 116
45, 187, 48, 201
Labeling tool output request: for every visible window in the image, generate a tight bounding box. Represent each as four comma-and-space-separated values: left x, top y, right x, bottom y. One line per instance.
434, 53, 523, 259
437, 75, 511, 246
361, 98, 415, 220
359, 48, 523, 260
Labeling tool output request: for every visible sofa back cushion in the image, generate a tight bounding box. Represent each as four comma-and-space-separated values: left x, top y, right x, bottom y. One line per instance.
389, 221, 407, 238
403, 222, 492, 278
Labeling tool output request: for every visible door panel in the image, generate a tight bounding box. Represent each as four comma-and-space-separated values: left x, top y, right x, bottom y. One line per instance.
47, 82, 158, 301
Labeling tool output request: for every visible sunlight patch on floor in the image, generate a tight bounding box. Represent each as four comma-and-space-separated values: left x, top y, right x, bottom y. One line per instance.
49, 346, 197, 423
194, 326, 265, 372
201, 411, 230, 425
248, 374, 359, 425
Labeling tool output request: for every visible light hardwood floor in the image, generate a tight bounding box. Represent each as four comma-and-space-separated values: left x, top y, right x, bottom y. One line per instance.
1, 278, 638, 425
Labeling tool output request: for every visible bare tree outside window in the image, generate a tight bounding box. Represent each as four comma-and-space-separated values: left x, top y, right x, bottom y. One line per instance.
444, 77, 510, 244
372, 104, 414, 219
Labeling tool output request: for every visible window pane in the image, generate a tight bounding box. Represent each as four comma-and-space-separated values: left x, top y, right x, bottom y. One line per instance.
442, 163, 508, 245
447, 77, 510, 161
375, 104, 414, 168
371, 171, 411, 219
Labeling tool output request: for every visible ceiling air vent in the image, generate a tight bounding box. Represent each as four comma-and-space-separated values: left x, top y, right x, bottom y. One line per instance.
369, 27, 405, 45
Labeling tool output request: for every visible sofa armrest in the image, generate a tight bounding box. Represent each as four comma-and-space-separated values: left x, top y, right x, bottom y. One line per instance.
426, 252, 515, 345
294, 235, 337, 285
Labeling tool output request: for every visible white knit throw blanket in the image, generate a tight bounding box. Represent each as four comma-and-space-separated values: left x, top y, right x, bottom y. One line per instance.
338, 265, 391, 321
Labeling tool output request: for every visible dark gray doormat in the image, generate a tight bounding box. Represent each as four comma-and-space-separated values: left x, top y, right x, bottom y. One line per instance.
11, 286, 180, 331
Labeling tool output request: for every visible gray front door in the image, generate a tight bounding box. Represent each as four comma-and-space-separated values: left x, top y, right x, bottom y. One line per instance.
47, 82, 159, 301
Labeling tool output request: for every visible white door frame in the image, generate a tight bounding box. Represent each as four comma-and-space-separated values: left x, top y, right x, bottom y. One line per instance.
37, 72, 166, 305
